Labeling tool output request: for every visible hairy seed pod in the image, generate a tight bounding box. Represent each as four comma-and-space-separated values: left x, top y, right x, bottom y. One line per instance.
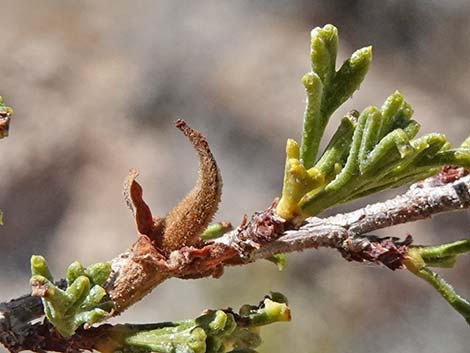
155, 120, 222, 253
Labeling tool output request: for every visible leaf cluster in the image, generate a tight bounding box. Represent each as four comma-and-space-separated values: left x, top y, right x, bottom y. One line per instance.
99, 294, 290, 353
30, 256, 114, 337
276, 25, 470, 222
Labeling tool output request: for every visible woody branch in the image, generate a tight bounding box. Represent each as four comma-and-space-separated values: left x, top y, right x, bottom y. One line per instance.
1, 168, 469, 352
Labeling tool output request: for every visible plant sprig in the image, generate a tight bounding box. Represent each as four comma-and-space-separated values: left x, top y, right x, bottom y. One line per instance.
95, 293, 290, 353
30, 256, 114, 337
405, 240, 470, 324
276, 24, 470, 326
277, 24, 470, 222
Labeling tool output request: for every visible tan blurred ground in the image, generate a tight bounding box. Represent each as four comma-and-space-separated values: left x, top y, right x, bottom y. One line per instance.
0, 1, 469, 352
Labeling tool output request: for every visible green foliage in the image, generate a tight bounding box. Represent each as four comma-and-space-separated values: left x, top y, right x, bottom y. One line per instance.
300, 24, 371, 170
102, 294, 290, 353
30, 255, 114, 338
405, 240, 470, 324
277, 24, 470, 221
276, 23, 470, 327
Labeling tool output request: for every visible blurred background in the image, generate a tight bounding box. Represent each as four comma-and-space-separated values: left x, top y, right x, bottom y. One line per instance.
0, 1, 469, 352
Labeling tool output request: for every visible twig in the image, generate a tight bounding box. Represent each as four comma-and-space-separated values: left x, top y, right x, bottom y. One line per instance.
1, 169, 469, 352
253, 169, 470, 260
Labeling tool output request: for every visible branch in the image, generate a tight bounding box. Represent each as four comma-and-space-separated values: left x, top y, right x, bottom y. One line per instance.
1, 168, 469, 352
254, 167, 470, 261
0, 294, 290, 353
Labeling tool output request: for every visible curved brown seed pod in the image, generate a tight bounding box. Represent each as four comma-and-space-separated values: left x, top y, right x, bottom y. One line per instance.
155, 119, 222, 253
